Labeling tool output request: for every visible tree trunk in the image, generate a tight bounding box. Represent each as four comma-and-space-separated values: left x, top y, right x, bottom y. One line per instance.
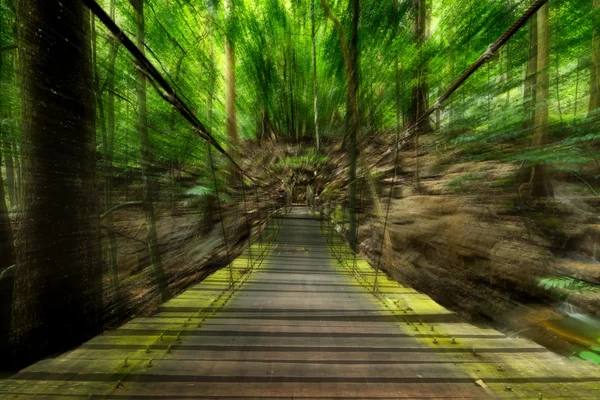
448, 43, 455, 128
348, 0, 359, 251
505, 43, 511, 106
169, 53, 184, 209
321, 0, 360, 250
0, 146, 16, 368
524, 16, 538, 133
409, 0, 432, 134
0, 2, 17, 366
0, 18, 16, 209
529, 4, 553, 198
312, 0, 320, 150
224, 0, 239, 184
134, 0, 170, 302
589, 0, 600, 117
574, 59, 581, 118
0, 152, 15, 268
282, 49, 290, 135
11, 0, 102, 368
13, 141, 21, 204
289, 45, 297, 144
3, 140, 15, 206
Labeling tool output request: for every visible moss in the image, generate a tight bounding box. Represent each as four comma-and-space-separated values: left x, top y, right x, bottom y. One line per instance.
490, 174, 518, 188
446, 172, 482, 193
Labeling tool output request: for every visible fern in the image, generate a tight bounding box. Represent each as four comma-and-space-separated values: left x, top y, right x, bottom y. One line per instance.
185, 185, 214, 197
538, 276, 600, 293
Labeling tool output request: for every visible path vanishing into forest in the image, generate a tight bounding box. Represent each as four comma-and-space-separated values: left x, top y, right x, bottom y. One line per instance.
1, 207, 600, 399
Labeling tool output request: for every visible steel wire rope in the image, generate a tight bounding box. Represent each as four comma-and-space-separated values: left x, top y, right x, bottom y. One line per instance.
82, 0, 264, 188
372, 108, 401, 294
208, 141, 234, 289
337, 0, 550, 193
241, 181, 254, 269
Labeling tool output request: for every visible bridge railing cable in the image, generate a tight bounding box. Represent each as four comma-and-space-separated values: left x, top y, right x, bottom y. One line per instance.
336, 0, 549, 191
81, 0, 265, 188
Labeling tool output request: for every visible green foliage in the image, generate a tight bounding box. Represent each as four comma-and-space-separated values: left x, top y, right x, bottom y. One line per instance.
274, 149, 328, 172
538, 277, 600, 293
185, 185, 214, 198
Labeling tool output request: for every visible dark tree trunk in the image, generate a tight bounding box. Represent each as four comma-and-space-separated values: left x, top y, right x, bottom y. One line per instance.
589, 0, 600, 117
282, 50, 290, 135
0, 147, 16, 367
348, 0, 359, 250
3, 140, 15, 206
524, 16, 538, 133
529, 4, 553, 197
409, 0, 432, 134
321, 0, 360, 249
12, 141, 21, 204
224, 0, 240, 184
0, 26, 16, 266
312, 0, 320, 150
0, 42, 15, 359
10, 0, 102, 368
0, 47, 16, 358
289, 45, 297, 143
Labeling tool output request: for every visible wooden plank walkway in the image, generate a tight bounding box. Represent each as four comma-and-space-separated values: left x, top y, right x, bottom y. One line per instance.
1, 206, 599, 399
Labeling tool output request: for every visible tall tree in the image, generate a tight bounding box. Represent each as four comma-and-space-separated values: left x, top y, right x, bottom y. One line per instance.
225, 0, 240, 183
134, 0, 170, 302
2, 139, 15, 206
408, 0, 432, 133
0, 0, 16, 208
0, 146, 15, 367
11, 0, 102, 367
312, 0, 320, 150
321, 0, 359, 249
590, 0, 600, 117
0, 15, 16, 275
529, 4, 552, 197
348, 0, 359, 250
524, 16, 538, 133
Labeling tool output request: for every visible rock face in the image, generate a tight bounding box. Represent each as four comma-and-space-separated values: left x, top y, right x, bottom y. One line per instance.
360, 193, 550, 320
355, 136, 600, 321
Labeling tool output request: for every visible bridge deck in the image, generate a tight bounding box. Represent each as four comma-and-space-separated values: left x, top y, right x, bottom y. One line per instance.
1, 207, 599, 399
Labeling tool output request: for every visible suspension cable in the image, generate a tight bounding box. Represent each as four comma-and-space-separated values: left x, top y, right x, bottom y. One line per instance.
376, 0, 549, 164
372, 111, 402, 294
82, 0, 264, 187
254, 187, 263, 251
352, 173, 364, 276
339, 0, 550, 192
241, 182, 253, 268
208, 145, 234, 288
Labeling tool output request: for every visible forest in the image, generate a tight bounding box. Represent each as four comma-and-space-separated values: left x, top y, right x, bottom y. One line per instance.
1, 0, 600, 375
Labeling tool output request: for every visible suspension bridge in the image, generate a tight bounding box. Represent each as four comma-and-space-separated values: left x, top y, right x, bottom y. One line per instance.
1, 207, 599, 398
2, 0, 600, 397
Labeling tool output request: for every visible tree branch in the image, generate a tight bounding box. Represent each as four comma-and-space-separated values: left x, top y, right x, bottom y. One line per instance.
320, 0, 353, 82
